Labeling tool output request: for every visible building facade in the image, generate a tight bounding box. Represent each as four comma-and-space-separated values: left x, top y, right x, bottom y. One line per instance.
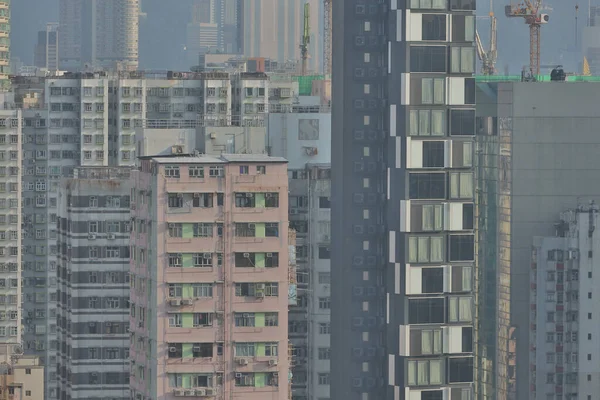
55, 168, 131, 400
59, 0, 139, 70
129, 154, 291, 400
332, 1, 476, 399
33, 23, 59, 72
530, 207, 592, 400
475, 81, 600, 400
0, 0, 9, 89
268, 97, 332, 400
0, 110, 22, 348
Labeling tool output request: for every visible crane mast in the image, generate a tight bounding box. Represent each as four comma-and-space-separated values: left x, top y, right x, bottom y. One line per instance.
475, 6, 498, 75
323, 0, 332, 76
505, 0, 550, 76
301, 3, 311, 76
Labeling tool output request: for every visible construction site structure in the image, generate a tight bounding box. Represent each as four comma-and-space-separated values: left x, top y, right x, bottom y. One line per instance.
301, 3, 311, 75
323, 0, 332, 76
476, 5, 498, 75
505, 0, 551, 76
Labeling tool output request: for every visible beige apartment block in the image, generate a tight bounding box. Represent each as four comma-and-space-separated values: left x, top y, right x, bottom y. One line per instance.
129, 154, 290, 400
0, 346, 44, 400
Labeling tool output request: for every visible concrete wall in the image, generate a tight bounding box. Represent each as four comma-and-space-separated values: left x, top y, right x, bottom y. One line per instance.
504, 82, 600, 400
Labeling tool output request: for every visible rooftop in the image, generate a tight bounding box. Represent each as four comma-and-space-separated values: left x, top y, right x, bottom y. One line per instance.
147, 153, 287, 164
476, 75, 600, 82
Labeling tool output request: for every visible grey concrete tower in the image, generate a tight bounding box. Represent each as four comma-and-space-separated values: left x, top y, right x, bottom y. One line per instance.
331, 0, 477, 399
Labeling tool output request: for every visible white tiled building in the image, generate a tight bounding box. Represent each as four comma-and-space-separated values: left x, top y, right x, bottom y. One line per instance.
531, 204, 600, 400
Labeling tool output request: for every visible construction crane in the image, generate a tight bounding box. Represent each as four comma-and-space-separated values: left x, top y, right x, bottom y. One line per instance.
505, 0, 550, 76
300, 3, 311, 75
476, 6, 498, 75
323, 0, 332, 76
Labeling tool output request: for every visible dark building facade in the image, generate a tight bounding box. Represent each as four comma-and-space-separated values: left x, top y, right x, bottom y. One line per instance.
331, 1, 476, 399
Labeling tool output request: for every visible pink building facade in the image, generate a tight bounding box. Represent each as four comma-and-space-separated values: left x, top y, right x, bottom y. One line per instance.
129, 154, 290, 400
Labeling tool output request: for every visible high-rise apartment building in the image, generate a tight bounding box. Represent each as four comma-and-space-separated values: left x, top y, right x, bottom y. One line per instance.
56, 167, 132, 400
33, 23, 59, 72
241, 0, 322, 73
129, 154, 290, 400
268, 97, 332, 400
20, 74, 111, 400
529, 206, 599, 400
332, 1, 476, 399
0, 110, 22, 347
0, 0, 9, 89
59, 0, 139, 71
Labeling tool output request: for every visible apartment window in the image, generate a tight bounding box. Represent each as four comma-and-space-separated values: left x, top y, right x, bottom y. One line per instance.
192, 343, 213, 358
193, 283, 213, 297
169, 314, 183, 327
89, 196, 98, 207
421, 78, 445, 105
193, 313, 213, 327
106, 297, 120, 309
318, 272, 331, 284
193, 253, 213, 267
409, 109, 445, 136
410, 46, 447, 73
168, 253, 182, 267
449, 234, 474, 261
407, 359, 443, 386
319, 196, 331, 208
168, 194, 184, 208
209, 166, 224, 177
420, 204, 443, 231
408, 236, 444, 263
235, 342, 256, 357
409, 173, 446, 199
410, 329, 443, 355
319, 297, 331, 310
235, 313, 256, 327
422, 14, 446, 41
257, 165, 266, 174
165, 166, 180, 178
450, 0, 476, 10
189, 166, 204, 178
422, 268, 444, 293
452, 141, 473, 167
239, 165, 249, 175
265, 193, 279, 207
235, 373, 255, 387
452, 15, 475, 42
319, 322, 331, 334
235, 223, 255, 237
318, 246, 331, 259
265, 223, 279, 237
422, 141, 445, 168
449, 172, 473, 199
235, 193, 255, 207
89, 221, 98, 233
168, 224, 183, 237
450, 47, 476, 73
450, 109, 476, 136
106, 246, 120, 258
448, 357, 474, 383
448, 296, 473, 322
169, 284, 183, 297
193, 223, 213, 237
318, 373, 330, 385
409, 298, 445, 324
318, 347, 331, 360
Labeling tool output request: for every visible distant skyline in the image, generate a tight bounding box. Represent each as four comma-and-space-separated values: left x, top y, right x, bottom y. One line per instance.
10, 0, 591, 73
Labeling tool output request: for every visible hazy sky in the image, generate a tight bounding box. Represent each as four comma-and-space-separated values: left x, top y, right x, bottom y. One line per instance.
10, 0, 587, 73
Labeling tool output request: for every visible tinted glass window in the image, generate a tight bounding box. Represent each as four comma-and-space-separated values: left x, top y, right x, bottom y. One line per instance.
450, 110, 475, 136
410, 46, 447, 72
449, 235, 474, 261
423, 141, 445, 168
450, 0, 476, 10
422, 391, 443, 400
409, 298, 445, 324
422, 15, 447, 40
462, 204, 474, 229
448, 357, 474, 383
452, 15, 475, 42
462, 327, 473, 352
422, 268, 444, 293
409, 173, 446, 199
464, 78, 475, 104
